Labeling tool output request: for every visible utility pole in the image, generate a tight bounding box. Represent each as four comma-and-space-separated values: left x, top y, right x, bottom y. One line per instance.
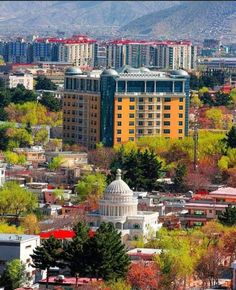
193, 106, 199, 171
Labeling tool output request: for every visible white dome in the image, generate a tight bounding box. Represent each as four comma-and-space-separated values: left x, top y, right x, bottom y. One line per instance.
105, 169, 133, 196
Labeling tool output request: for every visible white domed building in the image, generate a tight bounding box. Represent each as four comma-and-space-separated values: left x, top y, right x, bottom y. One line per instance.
87, 169, 162, 244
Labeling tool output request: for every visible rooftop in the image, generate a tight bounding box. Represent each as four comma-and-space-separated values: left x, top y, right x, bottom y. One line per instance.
210, 187, 236, 196
39, 276, 100, 285
0, 234, 39, 242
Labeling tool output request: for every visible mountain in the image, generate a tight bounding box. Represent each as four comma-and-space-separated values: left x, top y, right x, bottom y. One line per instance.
0, 1, 179, 35
120, 1, 236, 41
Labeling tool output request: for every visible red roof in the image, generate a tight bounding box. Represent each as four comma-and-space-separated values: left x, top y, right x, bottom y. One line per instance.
35, 35, 96, 44
39, 276, 101, 285
40, 229, 95, 239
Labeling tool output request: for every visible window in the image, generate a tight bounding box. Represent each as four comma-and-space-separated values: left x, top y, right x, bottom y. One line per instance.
129, 105, 135, 110
129, 113, 134, 118
148, 129, 153, 134
148, 105, 152, 110
129, 121, 134, 126
148, 121, 153, 126
164, 105, 171, 110
138, 129, 143, 134
138, 121, 143, 126
129, 137, 134, 141
179, 97, 183, 102
130, 97, 135, 102
26, 258, 30, 263
118, 81, 125, 93
164, 97, 171, 102
148, 97, 153, 102
117, 130, 121, 134
179, 129, 183, 133
25, 245, 31, 249
156, 81, 172, 92
139, 97, 144, 103
139, 105, 144, 110
164, 129, 170, 134
148, 113, 153, 118
118, 114, 122, 118
179, 113, 183, 118
164, 121, 170, 126
117, 121, 122, 126
117, 137, 121, 142
118, 106, 122, 110
127, 81, 145, 93
179, 105, 183, 110
156, 113, 160, 118
174, 81, 183, 93
156, 121, 160, 126
156, 105, 161, 110
179, 121, 183, 126
146, 81, 154, 93
118, 97, 122, 102
129, 129, 134, 134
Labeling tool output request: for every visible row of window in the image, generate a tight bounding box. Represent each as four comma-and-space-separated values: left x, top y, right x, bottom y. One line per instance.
163, 129, 183, 134
117, 105, 161, 110
117, 97, 183, 103
117, 113, 161, 119
164, 113, 183, 118
64, 95, 98, 101
163, 105, 184, 110
117, 121, 161, 126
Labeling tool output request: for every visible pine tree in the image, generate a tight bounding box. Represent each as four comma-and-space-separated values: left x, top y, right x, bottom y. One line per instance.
173, 163, 187, 192
218, 205, 236, 226
31, 236, 63, 288
224, 126, 236, 148
87, 222, 130, 281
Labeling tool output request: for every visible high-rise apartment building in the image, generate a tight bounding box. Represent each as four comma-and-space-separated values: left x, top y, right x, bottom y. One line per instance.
63, 65, 190, 149
32, 38, 59, 62
106, 40, 197, 71
58, 35, 96, 67
4, 38, 32, 63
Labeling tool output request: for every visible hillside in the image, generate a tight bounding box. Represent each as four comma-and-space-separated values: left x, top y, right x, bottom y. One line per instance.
120, 1, 236, 42
0, 1, 179, 36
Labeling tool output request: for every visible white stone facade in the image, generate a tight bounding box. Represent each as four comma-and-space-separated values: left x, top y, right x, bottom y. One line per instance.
87, 169, 162, 244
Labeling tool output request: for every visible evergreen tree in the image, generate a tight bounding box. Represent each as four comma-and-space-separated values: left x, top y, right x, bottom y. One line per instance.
173, 163, 187, 192
35, 76, 57, 90
110, 148, 163, 191
39, 92, 62, 112
89, 222, 130, 281
224, 126, 236, 148
31, 236, 63, 288
218, 205, 236, 226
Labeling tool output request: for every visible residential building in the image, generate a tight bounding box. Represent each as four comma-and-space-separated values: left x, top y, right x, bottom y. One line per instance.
106, 39, 197, 70
45, 151, 88, 168
0, 163, 6, 187
180, 202, 228, 227
58, 35, 96, 66
87, 169, 162, 245
0, 234, 40, 284
32, 38, 59, 62
4, 38, 32, 63
127, 248, 161, 262
0, 72, 34, 90
63, 65, 190, 149
209, 187, 236, 203
13, 146, 46, 164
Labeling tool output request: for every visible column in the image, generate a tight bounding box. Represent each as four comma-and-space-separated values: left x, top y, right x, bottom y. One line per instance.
172, 81, 175, 93
125, 81, 128, 93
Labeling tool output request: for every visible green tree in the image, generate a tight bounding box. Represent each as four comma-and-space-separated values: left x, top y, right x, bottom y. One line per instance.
34, 127, 49, 145
64, 222, 130, 281
0, 182, 37, 218
35, 76, 57, 90
31, 236, 63, 288
218, 205, 236, 226
224, 126, 236, 148
205, 108, 223, 129
11, 84, 37, 103
76, 173, 107, 201
0, 259, 29, 290
173, 163, 187, 192
48, 156, 64, 171
110, 148, 163, 191
39, 92, 62, 112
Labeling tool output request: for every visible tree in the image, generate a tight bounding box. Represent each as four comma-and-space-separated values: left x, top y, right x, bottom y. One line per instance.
11, 85, 37, 103
31, 236, 63, 288
35, 76, 57, 90
127, 262, 160, 290
218, 205, 236, 226
88, 146, 116, 171
48, 156, 64, 171
215, 91, 231, 106
205, 108, 223, 129
0, 182, 37, 219
191, 94, 203, 108
173, 163, 187, 192
6, 127, 33, 149
22, 214, 40, 234
76, 173, 107, 201
64, 222, 130, 281
0, 222, 24, 234
110, 148, 163, 191
224, 126, 236, 148
0, 259, 29, 290
34, 127, 49, 145
39, 92, 62, 112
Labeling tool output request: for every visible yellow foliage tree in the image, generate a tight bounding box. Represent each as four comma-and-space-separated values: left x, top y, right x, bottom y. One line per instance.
22, 214, 40, 235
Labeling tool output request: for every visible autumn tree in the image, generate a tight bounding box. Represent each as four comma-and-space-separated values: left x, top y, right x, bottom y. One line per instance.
127, 262, 160, 290
0, 222, 24, 234
22, 214, 40, 234
205, 108, 223, 129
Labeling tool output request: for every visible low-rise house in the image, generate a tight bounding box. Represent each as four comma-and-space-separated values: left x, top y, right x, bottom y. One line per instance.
13, 146, 46, 164
45, 151, 88, 168
180, 202, 228, 227
0, 234, 40, 284
127, 248, 161, 262
209, 187, 236, 203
